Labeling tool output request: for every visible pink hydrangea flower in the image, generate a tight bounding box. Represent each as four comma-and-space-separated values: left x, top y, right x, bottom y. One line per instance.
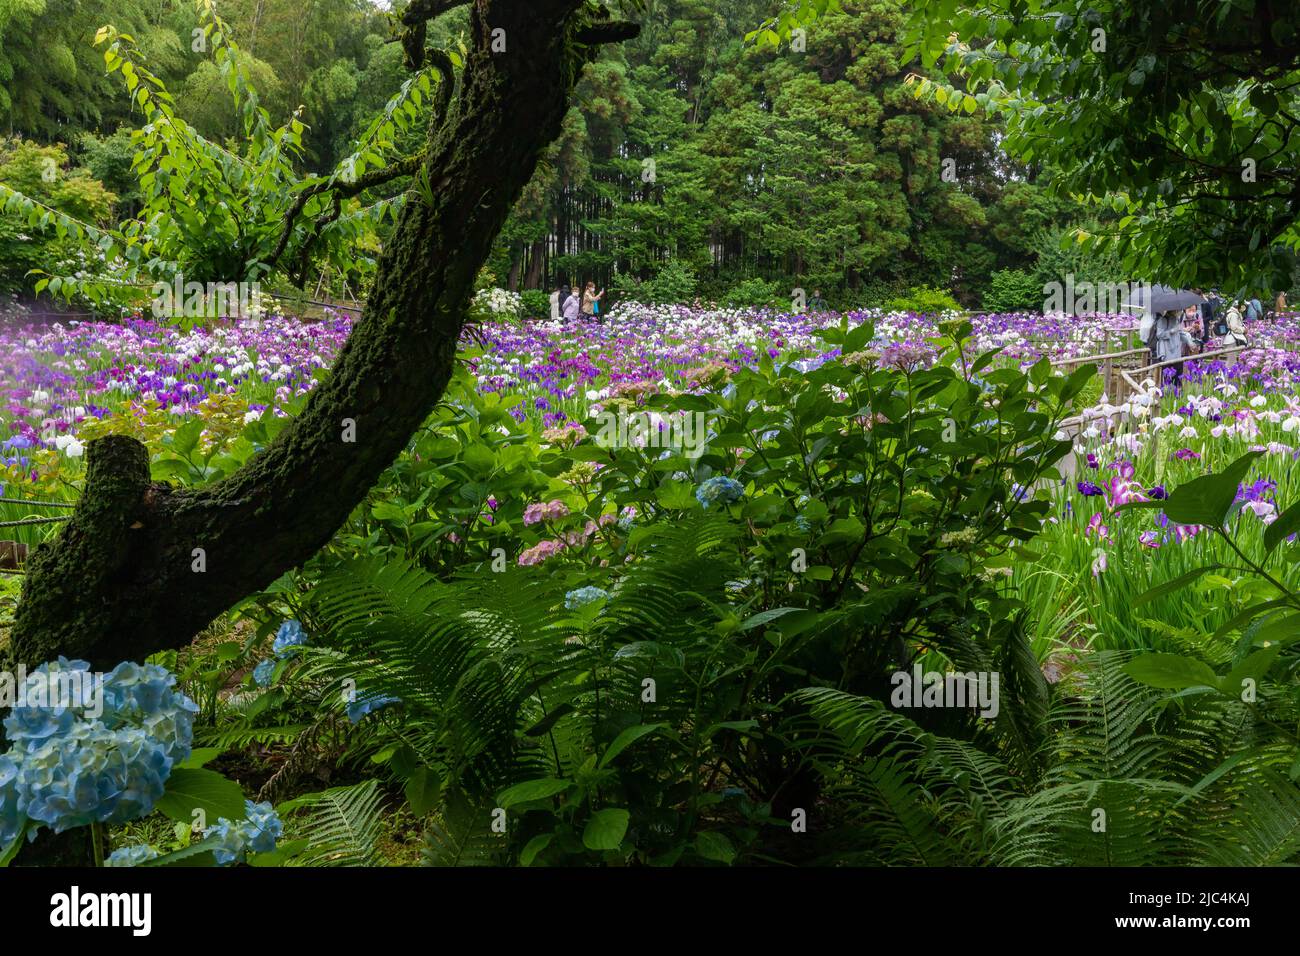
518, 539, 565, 566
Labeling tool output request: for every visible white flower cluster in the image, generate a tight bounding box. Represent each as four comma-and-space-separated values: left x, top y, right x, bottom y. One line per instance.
474, 287, 523, 318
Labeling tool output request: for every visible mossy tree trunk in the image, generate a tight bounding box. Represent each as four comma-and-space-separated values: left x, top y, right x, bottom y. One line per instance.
8, 0, 637, 669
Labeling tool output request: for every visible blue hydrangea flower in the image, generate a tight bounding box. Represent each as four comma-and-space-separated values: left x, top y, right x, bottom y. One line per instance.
16, 724, 172, 832
695, 476, 745, 509
272, 620, 309, 659
564, 586, 610, 611
252, 659, 276, 688
105, 844, 161, 867
2, 657, 95, 753
98, 661, 199, 766
346, 692, 400, 724
243, 800, 283, 854
0, 756, 22, 846
0, 657, 197, 841
205, 817, 247, 866
207, 799, 284, 865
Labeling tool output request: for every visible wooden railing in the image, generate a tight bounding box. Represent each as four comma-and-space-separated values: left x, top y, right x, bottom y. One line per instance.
1050, 346, 1149, 404
1116, 343, 1248, 400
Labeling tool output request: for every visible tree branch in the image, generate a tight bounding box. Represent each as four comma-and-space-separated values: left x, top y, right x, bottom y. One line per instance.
265, 153, 424, 274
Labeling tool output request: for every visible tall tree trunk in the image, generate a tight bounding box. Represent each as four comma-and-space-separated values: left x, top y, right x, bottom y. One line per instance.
7, 0, 638, 673
524, 238, 545, 290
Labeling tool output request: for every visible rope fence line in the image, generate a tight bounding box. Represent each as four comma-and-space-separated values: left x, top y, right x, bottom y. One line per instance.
267, 293, 365, 314
0, 312, 100, 320
0, 496, 77, 509
0, 515, 70, 528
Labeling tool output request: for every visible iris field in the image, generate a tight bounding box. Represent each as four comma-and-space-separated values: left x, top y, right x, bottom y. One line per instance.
2, 300, 1299, 867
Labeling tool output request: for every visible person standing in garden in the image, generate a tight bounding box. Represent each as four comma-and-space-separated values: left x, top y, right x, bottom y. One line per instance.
1224, 300, 1248, 348
1150, 309, 1194, 389
581, 281, 605, 320
810, 289, 828, 311
1245, 295, 1263, 323
1277, 290, 1288, 315
562, 285, 581, 321
1196, 288, 1221, 346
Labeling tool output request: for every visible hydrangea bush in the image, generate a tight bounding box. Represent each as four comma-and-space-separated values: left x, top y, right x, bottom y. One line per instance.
0, 658, 197, 848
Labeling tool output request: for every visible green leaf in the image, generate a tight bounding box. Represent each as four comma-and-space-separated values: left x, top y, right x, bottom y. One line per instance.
656, 479, 698, 510
1132, 566, 1221, 606
1222, 646, 1281, 698
1213, 597, 1298, 640
404, 766, 441, 816
519, 833, 553, 867
523, 702, 577, 737
740, 607, 803, 631
371, 501, 409, 523
0, 823, 29, 867
702, 720, 759, 740
1159, 452, 1261, 527
695, 831, 736, 864
1123, 653, 1220, 691
168, 418, 204, 457
1264, 500, 1300, 552
177, 748, 222, 770
497, 778, 572, 809
155, 768, 246, 826
139, 837, 223, 867
599, 723, 665, 769
582, 809, 630, 851
1250, 613, 1300, 648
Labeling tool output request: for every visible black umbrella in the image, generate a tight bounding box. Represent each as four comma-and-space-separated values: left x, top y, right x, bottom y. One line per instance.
1121, 283, 1206, 314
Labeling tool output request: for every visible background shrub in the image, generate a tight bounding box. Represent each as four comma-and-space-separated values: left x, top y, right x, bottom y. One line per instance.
981, 268, 1043, 312
884, 285, 961, 314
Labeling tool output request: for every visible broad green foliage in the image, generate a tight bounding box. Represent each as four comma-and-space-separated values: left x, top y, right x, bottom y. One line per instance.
899, 0, 1300, 292
0, 0, 187, 139
721, 277, 784, 309
800, 648, 1300, 865
0, 139, 116, 295
0, 0, 445, 311
187, 322, 1138, 865
883, 284, 961, 314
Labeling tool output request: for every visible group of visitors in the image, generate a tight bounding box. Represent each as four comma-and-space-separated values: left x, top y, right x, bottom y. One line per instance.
1145, 288, 1290, 388
552, 281, 605, 321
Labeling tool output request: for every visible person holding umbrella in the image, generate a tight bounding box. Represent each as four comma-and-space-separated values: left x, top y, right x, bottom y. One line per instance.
1149, 310, 1195, 388
1134, 285, 1203, 391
